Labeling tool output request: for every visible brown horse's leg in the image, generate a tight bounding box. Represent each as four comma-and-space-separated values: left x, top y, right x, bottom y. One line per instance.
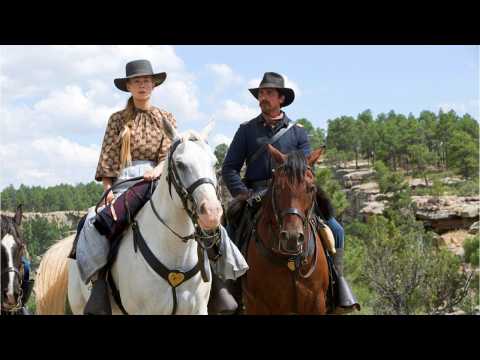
243, 288, 272, 315
316, 291, 327, 314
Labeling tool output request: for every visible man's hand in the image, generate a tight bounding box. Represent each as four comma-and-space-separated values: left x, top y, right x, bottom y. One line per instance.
236, 189, 253, 201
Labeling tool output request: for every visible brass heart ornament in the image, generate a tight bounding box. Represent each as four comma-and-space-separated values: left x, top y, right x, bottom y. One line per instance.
168, 272, 185, 287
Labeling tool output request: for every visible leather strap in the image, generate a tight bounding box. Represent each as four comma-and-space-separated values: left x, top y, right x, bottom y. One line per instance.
186, 178, 216, 195
132, 220, 201, 315
197, 245, 211, 283
246, 123, 294, 166
149, 198, 195, 242
279, 208, 306, 224
107, 271, 129, 315
254, 221, 318, 279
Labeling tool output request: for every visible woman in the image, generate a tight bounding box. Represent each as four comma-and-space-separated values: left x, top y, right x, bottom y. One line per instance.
77, 59, 176, 314
96, 59, 172, 200
79, 59, 241, 315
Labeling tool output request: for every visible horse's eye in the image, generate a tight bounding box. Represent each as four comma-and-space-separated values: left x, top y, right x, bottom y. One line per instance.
176, 161, 186, 170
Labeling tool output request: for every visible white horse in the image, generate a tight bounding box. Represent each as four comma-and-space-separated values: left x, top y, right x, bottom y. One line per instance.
34, 120, 223, 314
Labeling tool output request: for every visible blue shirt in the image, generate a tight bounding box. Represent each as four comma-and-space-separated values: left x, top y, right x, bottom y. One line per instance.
222, 112, 310, 197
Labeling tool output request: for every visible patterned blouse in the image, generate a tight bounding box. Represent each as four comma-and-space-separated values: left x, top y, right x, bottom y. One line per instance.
95, 107, 177, 181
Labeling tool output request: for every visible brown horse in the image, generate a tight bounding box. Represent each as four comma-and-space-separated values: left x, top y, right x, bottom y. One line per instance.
242, 145, 329, 314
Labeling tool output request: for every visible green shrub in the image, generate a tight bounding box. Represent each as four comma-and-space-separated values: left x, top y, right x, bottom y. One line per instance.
454, 178, 480, 196
464, 235, 479, 267
22, 216, 72, 270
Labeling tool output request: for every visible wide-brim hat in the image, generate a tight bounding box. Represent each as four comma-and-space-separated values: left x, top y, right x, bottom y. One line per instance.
249, 72, 295, 107
114, 59, 167, 92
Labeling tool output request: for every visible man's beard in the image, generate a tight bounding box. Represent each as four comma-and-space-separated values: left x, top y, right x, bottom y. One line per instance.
260, 101, 271, 112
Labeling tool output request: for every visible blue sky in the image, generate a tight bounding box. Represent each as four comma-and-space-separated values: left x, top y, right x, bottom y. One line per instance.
176, 45, 478, 127
0, 45, 478, 190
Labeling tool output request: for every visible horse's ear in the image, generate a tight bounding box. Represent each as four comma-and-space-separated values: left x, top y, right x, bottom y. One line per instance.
200, 120, 215, 142
14, 204, 23, 226
306, 146, 326, 167
267, 144, 287, 164
162, 116, 179, 141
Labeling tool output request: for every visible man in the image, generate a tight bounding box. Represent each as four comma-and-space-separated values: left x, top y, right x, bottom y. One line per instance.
222, 72, 359, 313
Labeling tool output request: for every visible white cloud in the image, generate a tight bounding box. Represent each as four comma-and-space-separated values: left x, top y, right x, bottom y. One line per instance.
211, 133, 232, 147
0, 45, 194, 114
213, 100, 258, 123
31, 137, 99, 167
0, 137, 100, 189
0, 45, 205, 189
0, 85, 122, 143
283, 75, 302, 98
153, 77, 204, 126
206, 64, 243, 87
439, 99, 479, 119
205, 63, 244, 103
247, 78, 261, 89
34, 85, 110, 128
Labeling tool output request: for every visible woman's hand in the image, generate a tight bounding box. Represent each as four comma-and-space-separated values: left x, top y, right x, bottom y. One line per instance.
143, 168, 161, 181
102, 177, 114, 205
143, 162, 164, 181
105, 191, 115, 206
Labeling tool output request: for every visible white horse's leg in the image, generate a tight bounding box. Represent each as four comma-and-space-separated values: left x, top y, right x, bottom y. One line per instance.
68, 261, 124, 315
67, 261, 89, 314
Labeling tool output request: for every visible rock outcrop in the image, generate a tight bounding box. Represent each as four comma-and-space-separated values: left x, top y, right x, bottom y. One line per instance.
333, 162, 479, 234
1, 210, 87, 228
469, 221, 479, 234
413, 196, 479, 233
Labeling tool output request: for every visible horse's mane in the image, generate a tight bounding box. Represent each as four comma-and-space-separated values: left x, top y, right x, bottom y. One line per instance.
227, 150, 335, 224
277, 151, 335, 219
277, 150, 308, 185
315, 186, 335, 220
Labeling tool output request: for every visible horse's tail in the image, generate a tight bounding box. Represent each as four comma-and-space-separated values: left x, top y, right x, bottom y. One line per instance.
34, 234, 75, 315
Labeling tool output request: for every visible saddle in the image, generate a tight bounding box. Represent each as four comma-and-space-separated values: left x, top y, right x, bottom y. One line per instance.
94, 180, 157, 240
68, 180, 156, 260
226, 189, 267, 253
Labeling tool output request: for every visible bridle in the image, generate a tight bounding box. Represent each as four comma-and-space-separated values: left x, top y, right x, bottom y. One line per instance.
253, 164, 319, 279
1, 241, 26, 313
270, 164, 316, 256
151, 137, 221, 250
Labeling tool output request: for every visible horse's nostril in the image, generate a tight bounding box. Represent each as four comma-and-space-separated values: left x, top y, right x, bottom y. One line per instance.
6, 293, 16, 305
297, 232, 304, 244
280, 231, 288, 242
198, 202, 207, 215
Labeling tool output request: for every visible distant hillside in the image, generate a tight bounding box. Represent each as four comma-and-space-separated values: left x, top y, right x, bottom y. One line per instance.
1, 182, 103, 212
